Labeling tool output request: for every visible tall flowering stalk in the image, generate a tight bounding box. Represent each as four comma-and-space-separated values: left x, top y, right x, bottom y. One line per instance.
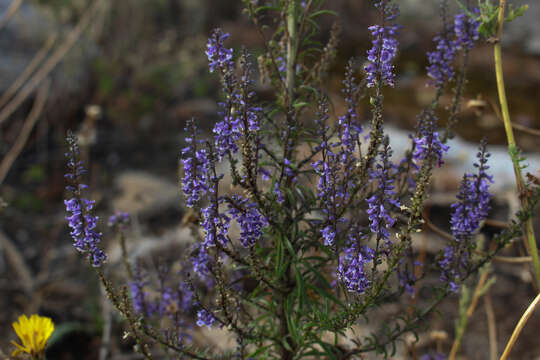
64, 132, 106, 267
440, 141, 493, 292
365, 0, 400, 88
367, 136, 400, 244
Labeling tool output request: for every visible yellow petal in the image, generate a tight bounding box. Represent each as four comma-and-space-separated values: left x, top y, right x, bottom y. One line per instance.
11, 340, 29, 355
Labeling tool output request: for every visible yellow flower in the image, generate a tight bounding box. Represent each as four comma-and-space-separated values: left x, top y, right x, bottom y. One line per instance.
11, 314, 54, 358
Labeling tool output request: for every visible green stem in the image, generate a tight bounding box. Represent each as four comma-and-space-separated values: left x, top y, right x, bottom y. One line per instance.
494, 0, 540, 287
286, 0, 297, 104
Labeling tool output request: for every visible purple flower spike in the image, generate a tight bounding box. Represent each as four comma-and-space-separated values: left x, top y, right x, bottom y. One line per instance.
454, 10, 480, 51
64, 132, 106, 267
413, 109, 449, 167
450, 142, 493, 240
206, 29, 233, 73
338, 232, 374, 294
227, 195, 268, 247
365, 1, 400, 88
366, 137, 400, 243
440, 141, 493, 291
181, 119, 211, 207
339, 61, 362, 150
427, 26, 458, 86
427, 8, 480, 87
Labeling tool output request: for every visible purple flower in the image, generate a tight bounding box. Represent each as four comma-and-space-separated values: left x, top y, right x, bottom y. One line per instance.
64, 133, 106, 267
321, 225, 336, 246
337, 233, 374, 294
450, 143, 493, 240
206, 31, 262, 159
413, 109, 449, 167
454, 10, 480, 50
130, 265, 156, 316
201, 200, 231, 248
421, 353, 446, 360
283, 158, 295, 178
206, 29, 233, 73
196, 309, 216, 328
366, 136, 400, 242
338, 60, 362, 150
312, 97, 351, 246
227, 195, 268, 247
274, 182, 284, 204
427, 25, 458, 86
365, 1, 400, 87
427, 8, 480, 87
181, 119, 211, 207
108, 211, 130, 228
192, 242, 211, 278
440, 141, 492, 291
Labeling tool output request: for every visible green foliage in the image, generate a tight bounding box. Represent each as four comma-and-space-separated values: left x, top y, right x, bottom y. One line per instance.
459, 1, 529, 38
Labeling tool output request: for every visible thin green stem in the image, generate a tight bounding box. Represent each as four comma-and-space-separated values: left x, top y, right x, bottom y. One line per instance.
286, 0, 297, 103
493, 0, 540, 287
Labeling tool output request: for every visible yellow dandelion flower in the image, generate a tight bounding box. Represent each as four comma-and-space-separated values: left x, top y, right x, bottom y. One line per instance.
11, 314, 54, 358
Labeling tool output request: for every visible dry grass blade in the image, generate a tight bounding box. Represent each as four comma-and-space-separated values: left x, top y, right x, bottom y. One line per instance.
0, 0, 23, 30
485, 290, 498, 360
0, 33, 57, 109
0, 0, 106, 126
499, 292, 540, 360
0, 228, 33, 294
0, 78, 50, 184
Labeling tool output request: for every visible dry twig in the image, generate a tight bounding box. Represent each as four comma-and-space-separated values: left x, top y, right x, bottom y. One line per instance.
0, 34, 57, 109
0, 0, 23, 29
0, 0, 106, 126
0, 79, 50, 184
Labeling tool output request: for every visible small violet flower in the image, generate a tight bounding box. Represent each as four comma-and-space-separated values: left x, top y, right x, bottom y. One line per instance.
196, 309, 216, 328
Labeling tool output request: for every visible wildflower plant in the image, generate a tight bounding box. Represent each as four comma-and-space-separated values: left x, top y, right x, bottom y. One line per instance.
61, 0, 540, 359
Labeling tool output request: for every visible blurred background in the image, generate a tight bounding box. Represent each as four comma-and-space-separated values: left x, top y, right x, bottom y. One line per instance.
0, 0, 539, 359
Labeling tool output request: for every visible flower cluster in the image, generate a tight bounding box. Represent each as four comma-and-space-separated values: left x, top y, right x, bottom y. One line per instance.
440, 141, 493, 291
413, 109, 449, 167
227, 195, 268, 247
454, 9, 480, 50
207, 29, 262, 159
426, 22, 457, 86
365, 0, 400, 87
64, 133, 106, 267
338, 60, 362, 149
450, 143, 493, 240
201, 200, 231, 248
130, 266, 154, 316
337, 232, 374, 294
427, 9, 480, 86
366, 136, 400, 242
130, 264, 195, 321
206, 29, 233, 74
196, 309, 216, 328
312, 97, 350, 246
181, 120, 211, 207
